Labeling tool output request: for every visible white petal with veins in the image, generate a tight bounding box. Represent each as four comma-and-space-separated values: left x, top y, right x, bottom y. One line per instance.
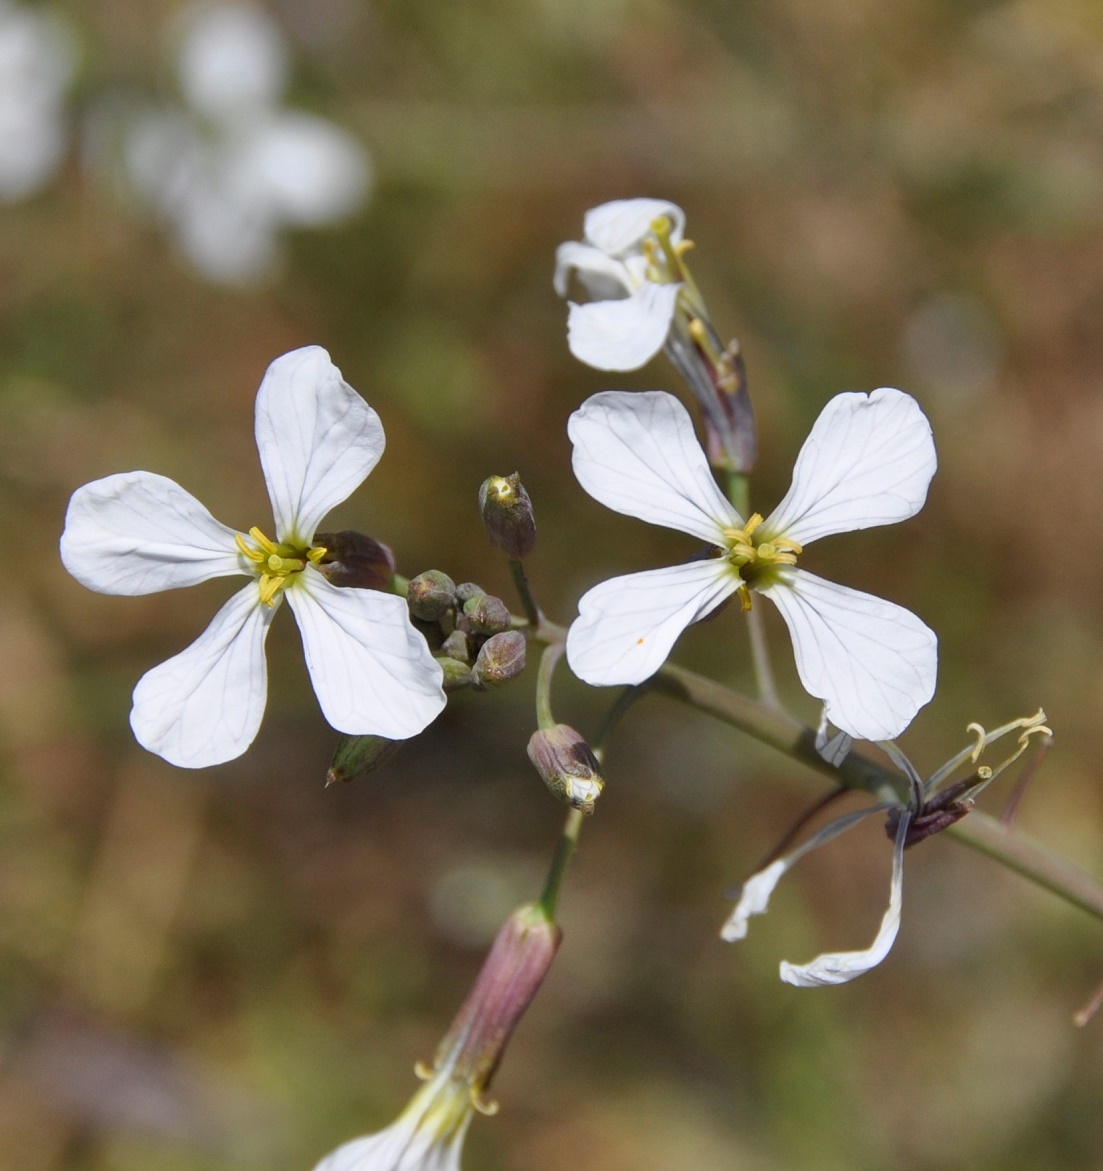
553, 241, 633, 300
567, 559, 737, 687
758, 568, 937, 742
287, 570, 446, 739
254, 346, 385, 543
583, 198, 685, 256
762, 388, 936, 548
780, 811, 910, 987
566, 282, 681, 371
130, 582, 276, 768
569, 391, 740, 543
60, 471, 243, 595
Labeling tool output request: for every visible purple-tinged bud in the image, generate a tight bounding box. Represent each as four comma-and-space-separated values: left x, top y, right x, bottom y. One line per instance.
408, 570, 457, 621
472, 630, 526, 689
527, 724, 604, 813
313, 531, 396, 591
462, 593, 511, 635
454, 581, 485, 604
326, 733, 401, 786
479, 473, 537, 560
437, 656, 473, 690
440, 629, 471, 663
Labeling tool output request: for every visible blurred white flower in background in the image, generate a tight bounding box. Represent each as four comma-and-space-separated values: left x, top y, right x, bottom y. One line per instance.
114, 1, 371, 284
0, 0, 77, 200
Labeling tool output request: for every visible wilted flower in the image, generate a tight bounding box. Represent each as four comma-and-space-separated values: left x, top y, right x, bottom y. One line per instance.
60, 345, 445, 768
111, 1, 370, 284
0, 0, 76, 200
722, 711, 1051, 985
565, 387, 938, 741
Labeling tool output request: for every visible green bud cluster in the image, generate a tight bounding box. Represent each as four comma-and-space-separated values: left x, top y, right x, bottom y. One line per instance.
406, 570, 527, 692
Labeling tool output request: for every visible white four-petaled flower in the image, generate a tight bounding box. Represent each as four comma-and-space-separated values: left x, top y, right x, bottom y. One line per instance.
554, 197, 686, 371
60, 345, 446, 768
565, 387, 938, 741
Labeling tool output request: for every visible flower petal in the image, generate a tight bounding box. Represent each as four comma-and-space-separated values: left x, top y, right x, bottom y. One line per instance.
566, 559, 737, 687
60, 471, 242, 595
553, 241, 634, 300
780, 810, 910, 987
287, 569, 446, 739
721, 860, 787, 942
566, 283, 681, 371
762, 388, 937, 547
569, 390, 740, 543
758, 568, 937, 741
130, 582, 275, 768
255, 346, 385, 543
583, 198, 685, 256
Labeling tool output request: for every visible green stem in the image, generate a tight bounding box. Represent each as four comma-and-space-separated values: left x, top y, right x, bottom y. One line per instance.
653, 661, 1103, 924
508, 559, 541, 627
539, 806, 585, 920
745, 603, 781, 709
535, 641, 565, 731
391, 573, 409, 597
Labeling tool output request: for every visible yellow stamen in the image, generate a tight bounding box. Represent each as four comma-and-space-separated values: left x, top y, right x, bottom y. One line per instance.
249, 526, 279, 554
737, 584, 753, 612
235, 532, 265, 563
674, 239, 696, 257
744, 513, 764, 535
307, 546, 327, 564
258, 575, 283, 607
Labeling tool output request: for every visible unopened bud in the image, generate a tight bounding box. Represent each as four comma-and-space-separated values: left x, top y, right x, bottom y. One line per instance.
314, 531, 396, 591
437, 656, 473, 690
462, 593, 511, 635
408, 570, 457, 621
479, 473, 537, 560
454, 581, 485, 604
527, 724, 604, 813
472, 630, 526, 688
326, 733, 401, 786
440, 629, 471, 663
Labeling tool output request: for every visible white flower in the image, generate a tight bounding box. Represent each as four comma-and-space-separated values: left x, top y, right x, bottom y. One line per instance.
60, 345, 446, 769
313, 1068, 474, 1171
0, 0, 76, 200
565, 387, 938, 741
114, 1, 370, 285
554, 197, 687, 371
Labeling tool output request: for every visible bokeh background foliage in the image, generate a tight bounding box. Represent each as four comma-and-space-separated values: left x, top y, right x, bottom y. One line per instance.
4, 0, 1103, 1168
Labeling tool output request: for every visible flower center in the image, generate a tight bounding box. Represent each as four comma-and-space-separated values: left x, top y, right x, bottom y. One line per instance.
235, 526, 327, 607
719, 513, 803, 610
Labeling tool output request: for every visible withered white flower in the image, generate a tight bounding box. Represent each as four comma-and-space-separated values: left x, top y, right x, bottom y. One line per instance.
722, 710, 1051, 985
553, 197, 687, 371
60, 345, 446, 768
565, 387, 938, 741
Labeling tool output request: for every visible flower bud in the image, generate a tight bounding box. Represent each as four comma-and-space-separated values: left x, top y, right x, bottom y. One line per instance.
407, 569, 457, 621
472, 630, 526, 689
527, 724, 604, 813
462, 593, 511, 635
326, 733, 401, 786
440, 629, 471, 663
313, 531, 396, 591
479, 473, 536, 560
436, 656, 474, 690
454, 581, 485, 604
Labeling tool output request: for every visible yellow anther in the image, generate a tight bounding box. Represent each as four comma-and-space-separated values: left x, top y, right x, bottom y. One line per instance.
737, 584, 753, 612
744, 513, 764, 536
234, 532, 265, 563
774, 537, 803, 555
470, 1088, 500, 1117
674, 239, 696, 257
413, 1060, 434, 1081
307, 546, 327, 564
249, 526, 279, 554
688, 318, 708, 345
730, 542, 756, 559
257, 575, 283, 607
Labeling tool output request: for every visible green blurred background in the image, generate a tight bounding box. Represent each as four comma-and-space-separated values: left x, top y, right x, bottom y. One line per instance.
5, 0, 1103, 1167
